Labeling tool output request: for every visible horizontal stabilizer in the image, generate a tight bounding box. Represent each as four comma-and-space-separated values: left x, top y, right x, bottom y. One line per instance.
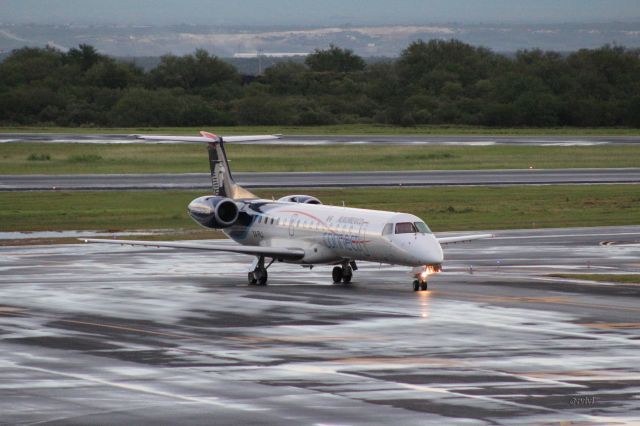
81, 238, 305, 260
133, 134, 281, 143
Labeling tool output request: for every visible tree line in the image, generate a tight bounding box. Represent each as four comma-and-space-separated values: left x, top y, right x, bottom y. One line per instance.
1, 41, 639, 127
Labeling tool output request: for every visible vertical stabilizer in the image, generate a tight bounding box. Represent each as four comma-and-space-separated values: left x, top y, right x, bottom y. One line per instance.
201, 131, 258, 199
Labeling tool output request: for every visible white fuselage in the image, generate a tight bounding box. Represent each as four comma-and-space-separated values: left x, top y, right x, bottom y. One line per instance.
223, 200, 444, 267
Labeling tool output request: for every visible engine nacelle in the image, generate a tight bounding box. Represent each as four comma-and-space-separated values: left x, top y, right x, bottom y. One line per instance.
188, 196, 239, 229
277, 194, 322, 205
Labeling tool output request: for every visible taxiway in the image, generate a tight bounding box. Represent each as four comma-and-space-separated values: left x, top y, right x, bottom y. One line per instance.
1, 226, 639, 424
2, 168, 640, 190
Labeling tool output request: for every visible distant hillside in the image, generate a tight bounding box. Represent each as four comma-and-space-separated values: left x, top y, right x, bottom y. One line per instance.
1, 22, 639, 57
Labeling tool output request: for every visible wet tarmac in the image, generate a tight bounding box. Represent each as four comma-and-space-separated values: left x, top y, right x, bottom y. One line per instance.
0, 229, 168, 240
1, 226, 640, 425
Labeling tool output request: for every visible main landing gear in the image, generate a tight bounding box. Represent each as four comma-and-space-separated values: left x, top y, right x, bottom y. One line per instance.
413, 279, 428, 292
248, 255, 274, 286
332, 261, 357, 284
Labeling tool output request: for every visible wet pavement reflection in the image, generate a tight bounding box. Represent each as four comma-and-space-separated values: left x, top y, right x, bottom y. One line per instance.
1, 226, 639, 425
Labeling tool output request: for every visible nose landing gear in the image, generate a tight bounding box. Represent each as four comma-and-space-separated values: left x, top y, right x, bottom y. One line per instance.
413, 280, 428, 291
412, 264, 441, 291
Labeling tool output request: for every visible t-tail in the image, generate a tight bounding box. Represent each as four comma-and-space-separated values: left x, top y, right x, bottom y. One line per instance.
201, 131, 257, 199
135, 131, 282, 200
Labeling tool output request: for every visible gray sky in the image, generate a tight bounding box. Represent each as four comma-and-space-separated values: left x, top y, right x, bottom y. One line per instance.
1, 0, 639, 25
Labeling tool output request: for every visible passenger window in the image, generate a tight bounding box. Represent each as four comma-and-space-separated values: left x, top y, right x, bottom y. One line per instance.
395, 222, 416, 234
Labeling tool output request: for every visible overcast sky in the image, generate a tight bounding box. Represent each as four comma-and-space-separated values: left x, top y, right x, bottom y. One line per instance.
1, 0, 639, 25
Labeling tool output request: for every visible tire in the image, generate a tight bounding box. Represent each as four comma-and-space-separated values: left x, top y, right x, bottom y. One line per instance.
248, 272, 257, 285
413, 280, 420, 291
258, 269, 268, 286
420, 281, 428, 291
342, 272, 352, 283
332, 266, 343, 283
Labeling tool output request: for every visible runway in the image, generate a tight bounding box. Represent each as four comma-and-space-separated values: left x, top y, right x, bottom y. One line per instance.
1, 226, 640, 424
1, 133, 640, 146
3, 168, 640, 190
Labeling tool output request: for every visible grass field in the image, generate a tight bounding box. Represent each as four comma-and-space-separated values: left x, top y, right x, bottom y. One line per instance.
2, 143, 639, 174
2, 185, 639, 234
2, 125, 640, 136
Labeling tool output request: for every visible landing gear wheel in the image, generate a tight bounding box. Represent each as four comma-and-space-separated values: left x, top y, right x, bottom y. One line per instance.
258, 269, 268, 286
413, 280, 420, 292
342, 270, 353, 283
420, 281, 428, 291
249, 255, 271, 286
332, 266, 343, 283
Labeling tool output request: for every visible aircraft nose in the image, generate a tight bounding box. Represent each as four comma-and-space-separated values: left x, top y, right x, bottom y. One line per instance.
420, 234, 443, 265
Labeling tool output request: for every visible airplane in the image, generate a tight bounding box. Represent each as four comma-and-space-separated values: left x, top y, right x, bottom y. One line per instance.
83, 131, 492, 291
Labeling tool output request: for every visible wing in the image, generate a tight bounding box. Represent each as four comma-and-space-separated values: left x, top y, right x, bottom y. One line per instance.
437, 234, 494, 245
133, 134, 282, 143
81, 238, 305, 260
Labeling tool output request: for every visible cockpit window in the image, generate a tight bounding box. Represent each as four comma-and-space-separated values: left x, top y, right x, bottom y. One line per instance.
382, 223, 393, 235
414, 222, 432, 234
395, 222, 417, 234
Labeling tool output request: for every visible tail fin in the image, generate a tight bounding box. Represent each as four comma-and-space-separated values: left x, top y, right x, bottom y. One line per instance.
135, 131, 281, 200
200, 131, 258, 199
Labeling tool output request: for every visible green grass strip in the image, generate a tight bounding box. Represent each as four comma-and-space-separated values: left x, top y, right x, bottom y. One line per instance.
2, 143, 639, 174
1, 185, 639, 233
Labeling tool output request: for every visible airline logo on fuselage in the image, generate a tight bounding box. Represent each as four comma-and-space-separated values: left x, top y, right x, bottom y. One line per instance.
337, 216, 366, 225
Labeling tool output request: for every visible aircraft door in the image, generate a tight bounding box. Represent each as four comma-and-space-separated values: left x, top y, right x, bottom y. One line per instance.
289, 214, 299, 237
358, 221, 370, 255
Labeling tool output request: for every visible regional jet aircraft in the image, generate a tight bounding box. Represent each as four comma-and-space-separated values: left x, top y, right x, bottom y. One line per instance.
84, 132, 491, 291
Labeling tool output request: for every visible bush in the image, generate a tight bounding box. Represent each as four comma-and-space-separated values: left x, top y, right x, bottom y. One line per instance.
1, 42, 638, 128
27, 153, 51, 161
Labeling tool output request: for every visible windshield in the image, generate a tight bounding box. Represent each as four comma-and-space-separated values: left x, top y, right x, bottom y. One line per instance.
414, 222, 432, 234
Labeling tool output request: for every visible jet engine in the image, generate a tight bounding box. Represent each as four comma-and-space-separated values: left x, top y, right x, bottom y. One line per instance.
277, 195, 322, 204
188, 196, 239, 228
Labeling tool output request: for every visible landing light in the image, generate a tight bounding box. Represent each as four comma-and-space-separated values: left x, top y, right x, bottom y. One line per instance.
420, 264, 441, 280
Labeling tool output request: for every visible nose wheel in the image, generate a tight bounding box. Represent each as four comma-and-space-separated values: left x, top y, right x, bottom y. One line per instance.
413, 280, 428, 291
